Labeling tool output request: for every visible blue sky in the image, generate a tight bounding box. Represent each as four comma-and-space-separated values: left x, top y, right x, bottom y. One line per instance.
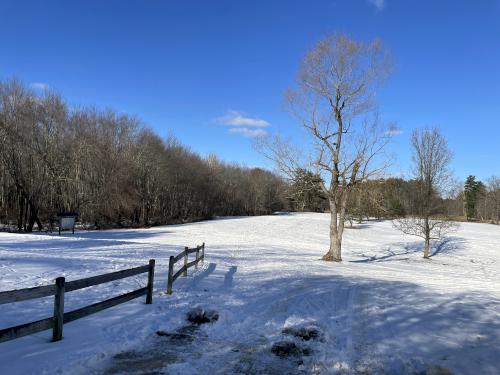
1, 0, 499, 181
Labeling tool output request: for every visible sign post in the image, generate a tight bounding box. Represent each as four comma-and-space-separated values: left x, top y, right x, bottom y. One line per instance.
57, 212, 78, 235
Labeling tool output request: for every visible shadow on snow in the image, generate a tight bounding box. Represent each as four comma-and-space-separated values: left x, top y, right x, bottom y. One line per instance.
100, 270, 499, 375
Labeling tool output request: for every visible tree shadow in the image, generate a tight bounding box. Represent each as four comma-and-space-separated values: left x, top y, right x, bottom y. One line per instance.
344, 223, 372, 230
28, 228, 172, 241
430, 236, 466, 257
96, 273, 500, 375
350, 236, 466, 264
350, 243, 422, 263
205, 274, 500, 374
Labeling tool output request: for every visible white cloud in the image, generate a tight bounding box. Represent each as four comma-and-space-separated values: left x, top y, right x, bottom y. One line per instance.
214, 110, 269, 128
385, 125, 403, 136
368, 0, 386, 11
30, 82, 50, 91
228, 127, 267, 138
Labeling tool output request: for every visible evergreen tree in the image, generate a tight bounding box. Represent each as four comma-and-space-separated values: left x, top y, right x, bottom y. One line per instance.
464, 175, 481, 220
288, 169, 327, 212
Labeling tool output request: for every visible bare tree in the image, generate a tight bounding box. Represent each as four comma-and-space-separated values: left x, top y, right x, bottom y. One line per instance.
487, 176, 500, 224
393, 128, 456, 258
258, 33, 392, 261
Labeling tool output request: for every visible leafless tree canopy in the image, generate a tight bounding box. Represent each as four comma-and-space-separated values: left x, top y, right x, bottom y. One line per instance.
410, 128, 453, 197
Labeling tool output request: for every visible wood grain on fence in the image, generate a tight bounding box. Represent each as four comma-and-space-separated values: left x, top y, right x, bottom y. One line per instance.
0, 317, 53, 343
65, 265, 150, 292
0, 284, 56, 305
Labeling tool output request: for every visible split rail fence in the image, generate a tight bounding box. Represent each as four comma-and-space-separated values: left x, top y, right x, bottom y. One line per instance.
0, 259, 155, 343
167, 242, 205, 294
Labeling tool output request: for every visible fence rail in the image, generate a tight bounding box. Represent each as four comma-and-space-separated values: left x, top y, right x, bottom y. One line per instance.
167, 243, 205, 294
0, 259, 155, 343
0, 284, 56, 305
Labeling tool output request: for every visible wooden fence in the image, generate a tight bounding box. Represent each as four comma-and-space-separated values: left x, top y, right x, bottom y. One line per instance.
167, 243, 205, 294
0, 259, 155, 343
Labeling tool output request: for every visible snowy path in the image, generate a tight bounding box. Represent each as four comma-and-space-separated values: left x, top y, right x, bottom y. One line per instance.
1, 213, 500, 374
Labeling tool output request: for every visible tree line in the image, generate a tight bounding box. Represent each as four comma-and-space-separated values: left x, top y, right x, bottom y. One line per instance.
0, 80, 286, 232
290, 171, 500, 225
462, 175, 500, 223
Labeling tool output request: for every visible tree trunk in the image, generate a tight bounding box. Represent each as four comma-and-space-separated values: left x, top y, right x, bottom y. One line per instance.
36, 216, 43, 231
26, 204, 40, 232
17, 194, 24, 231
323, 197, 342, 262
423, 237, 430, 259
23, 197, 29, 231
423, 217, 430, 259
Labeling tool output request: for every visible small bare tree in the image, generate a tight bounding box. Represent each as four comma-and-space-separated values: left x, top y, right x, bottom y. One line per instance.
393, 128, 456, 258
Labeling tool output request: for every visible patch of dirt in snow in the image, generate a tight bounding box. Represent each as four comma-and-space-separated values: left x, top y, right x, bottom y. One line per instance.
103, 325, 202, 374
103, 326, 311, 375
271, 340, 311, 359
282, 325, 321, 341
186, 307, 219, 325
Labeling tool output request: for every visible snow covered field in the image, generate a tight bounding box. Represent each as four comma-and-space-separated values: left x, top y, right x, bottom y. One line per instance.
1, 213, 499, 375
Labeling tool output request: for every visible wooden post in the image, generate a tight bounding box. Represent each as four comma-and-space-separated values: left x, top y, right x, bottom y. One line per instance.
202, 242, 205, 262
195, 246, 200, 269
167, 256, 174, 295
146, 259, 155, 304
52, 277, 65, 341
183, 247, 188, 276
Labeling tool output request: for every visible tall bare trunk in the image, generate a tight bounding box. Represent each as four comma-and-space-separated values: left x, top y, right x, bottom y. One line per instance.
323, 197, 343, 262
423, 216, 430, 259
423, 236, 430, 258
17, 194, 24, 231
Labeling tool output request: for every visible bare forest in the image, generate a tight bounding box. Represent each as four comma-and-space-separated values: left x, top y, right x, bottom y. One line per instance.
0, 80, 286, 232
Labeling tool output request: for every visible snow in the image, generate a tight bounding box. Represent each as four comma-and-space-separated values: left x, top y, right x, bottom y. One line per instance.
1, 213, 499, 374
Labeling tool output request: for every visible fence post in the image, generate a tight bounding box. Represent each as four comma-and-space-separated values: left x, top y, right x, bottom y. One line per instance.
146, 259, 155, 304
183, 247, 188, 276
52, 277, 65, 342
202, 242, 205, 263
167, 256, 174, 295
195, 246, 200, 269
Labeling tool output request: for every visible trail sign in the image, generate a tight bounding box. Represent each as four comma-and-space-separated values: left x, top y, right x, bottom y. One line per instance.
57, 212, 78, 235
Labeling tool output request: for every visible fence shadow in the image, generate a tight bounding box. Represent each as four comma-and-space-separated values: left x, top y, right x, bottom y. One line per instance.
223, 266, 237, 289
193, 262, 217, 282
